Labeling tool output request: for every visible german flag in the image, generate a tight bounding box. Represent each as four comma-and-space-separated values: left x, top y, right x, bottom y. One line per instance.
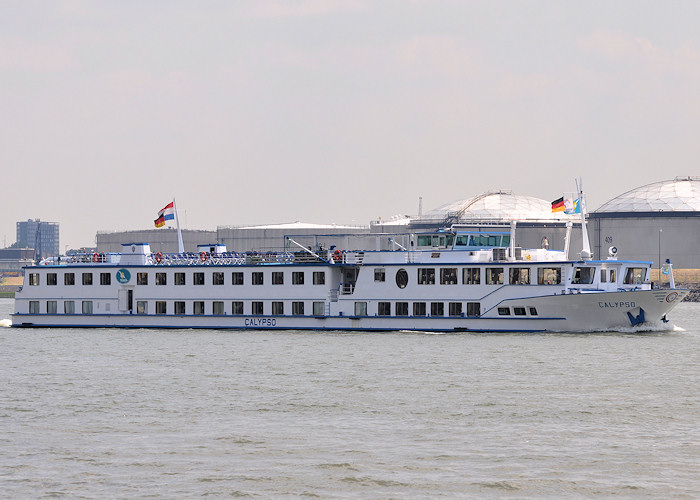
551, 197, 565, 213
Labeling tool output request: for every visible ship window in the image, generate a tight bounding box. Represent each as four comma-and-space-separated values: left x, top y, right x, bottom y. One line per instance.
272, 302, 284, 315
252, 301, 264, 315
83, 301, 93, 314
193, 272, 204, 285
455, 235, 469, 246
47, 273, 57, 286
82, 273, 92, 285
396, 269, 408, 289
430, 302, 444, 316
175, 272, 185, 285
64, 301, 75, 314
155, 273, 166, 285
232, 272, 243, 285
609, 269, 617, 283
313, 272, 325, 285
156, 301, 167, 314
514, 307, 526, 316
413, 302, 426, 316
213, 301, 224, 315
486, 268, 504, 285
137, 273, 148, 285
623, 268, 646, 285
272, 272, 284, 285
440, 268, 458, 285
374, 268, 386, 282
292, 272, 304, 285
572, 267, 595, 285
509, 268, 530, 285
418, 268, 435, 285
193, 301, 205, 315
292, 301, 304, 315
449, 302, 462, 317
466, 302, 480, 317
101, 272, 112, 285
174, 301, 185, 314
417, 235, 432, 247
252, 272, 263, 285
29, 301, 39, 313
498, 307, 510, 316
64, 273, 75, 285
354, 302, 367, 316
213, 272, 224, 285
537, 267, 561, 285
600, 269, 607, 283
378, 302, 391, 316
29, 273, 39, 286
313, 302, 325, 316
529, 307, 538, 316
232, 301, 243, 315
463, 268, 480, 285
396, 302, 409, 316
136, 301, 147, 314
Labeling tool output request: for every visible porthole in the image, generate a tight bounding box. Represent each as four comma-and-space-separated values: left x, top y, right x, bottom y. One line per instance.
396, 268, 408, 289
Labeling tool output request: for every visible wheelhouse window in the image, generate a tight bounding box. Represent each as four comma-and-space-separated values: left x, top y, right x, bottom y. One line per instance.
29, 273, 39, 286
600, 269, 607, 283
136, 301, 147, 314
193, 301, 205, 315
193, 272, 204, 285
537, 267, 562, 285
47, 273, 57, 286
64, 273, 75, 285
232, 301, 244, 315
463, 268, 480, 285
572, 267, 595, 285
82, 301, 93, 314
272, 272, 284, 285
292, 301, 304, 315
232, 272, 243, 285
252, 302, 264, 315
378, 302, 391, 316
313, 302, 325, 316
82, 273, 92, 285
174, 301, 186, 314
440, 268, 458, 285
175, 272, 185, 285
213, 272, 224, 285
313, 272, 325, 285
418, 268, 435, 285
430, 302, 444, 316
137, 273, 148, 285
101, 272, 112, 285
156, 272, 167, 285
252, 272, 264, 285
609, 269, 617, 283
213, 301, 224, 315
448, 302, 462, 317
374, 268, 386, 282
486, 268, 504, 285
413, 302, 426, 316
509, 268, 530, 285
623, 267, 646, 285
64, 301, 75, 314
272, 302, 284, 315
466, 302, 480, 317
292, 272, 304, 285
156, 301, 167, 314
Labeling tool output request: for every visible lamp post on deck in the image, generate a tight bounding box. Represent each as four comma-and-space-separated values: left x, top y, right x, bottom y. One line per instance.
658, 228, 662, 285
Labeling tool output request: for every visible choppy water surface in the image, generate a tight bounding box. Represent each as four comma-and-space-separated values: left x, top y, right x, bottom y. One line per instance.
1, 298, 698, 498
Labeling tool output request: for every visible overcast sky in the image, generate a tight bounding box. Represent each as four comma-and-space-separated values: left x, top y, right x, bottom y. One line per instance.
2, 1, 699, 249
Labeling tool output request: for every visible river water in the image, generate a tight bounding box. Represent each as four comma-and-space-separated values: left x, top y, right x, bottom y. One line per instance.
1, 298, 698, 498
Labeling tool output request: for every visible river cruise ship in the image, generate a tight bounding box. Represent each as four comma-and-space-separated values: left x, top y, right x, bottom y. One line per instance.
12, 223, 686, 332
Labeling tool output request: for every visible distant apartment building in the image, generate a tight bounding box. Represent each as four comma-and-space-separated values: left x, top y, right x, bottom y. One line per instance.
16, 219, 60, 260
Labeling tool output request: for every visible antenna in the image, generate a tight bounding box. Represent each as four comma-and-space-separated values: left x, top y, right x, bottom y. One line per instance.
578, 178, 592, 260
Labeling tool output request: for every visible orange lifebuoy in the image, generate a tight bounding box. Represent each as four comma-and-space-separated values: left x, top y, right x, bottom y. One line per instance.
93, 252, 100, 263
200, 252, 207, 262
155, 252, 163, 263
333, 249, 342, 262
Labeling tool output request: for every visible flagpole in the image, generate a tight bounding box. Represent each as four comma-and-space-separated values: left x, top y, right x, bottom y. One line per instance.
173, 198, 184, 253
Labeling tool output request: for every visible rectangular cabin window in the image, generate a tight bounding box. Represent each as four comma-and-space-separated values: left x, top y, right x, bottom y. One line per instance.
156, 272, 167, 285
509, 268, 530, 285
374, 268, 386, 282
292, 301, 304, 316
213, 301, 224, 315
413, 302, 427, 316
623, 268, 646, 285
378, 302, 391, 316
418, 268, 436, 285
313, 302, 325, 316
101, 272, 111, 285
292, 272, 304, 285
45, 300, 55, 313
64, 301, 75, 314
529, 307, 538, 316
213, 272, 224, 285
440, 268, 458, 285
486, 268, 504, 285
466, 302, 480, 317
156, 301, 167, 315
174, 301, 186, 314
137, 273, 148, 285
232, 272, 243, 285
313, 272, 325, 285
232, 301, 244, 315
272, 301, 284, 315
431, 302, 444, 316
417, 235, 432, 247
252, 301, 264, 315
193, 272, 205, 285
513, 307, 526, 316
463, 268, 480, 285
354, 302, 367, 316
47, 273, 57, 286
600, 269, 607, 283
29, 273, 39, 286
538, 267, 562, 285
455, 235, 470, 246
82, 272, 93, 285
252, 272, 263, 285
29, 301, 39, 313
498, 307, 510, 316
193, 301, 205, 315
174, 272, 185, 285
610, 269, 617, 283
396, 302, 409, 316
572, 267, 595, 285
449, 302, 462, 317
64, 273, 75, 285
272, 272, 284, 285
82, 301, 93, 314
136, 301, 147, 314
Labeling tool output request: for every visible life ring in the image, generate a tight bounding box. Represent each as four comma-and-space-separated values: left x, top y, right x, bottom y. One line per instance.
93, 252, 100, 263
200, 252, 208, 262
333, 249, 342, 262
155, 252, 163, 263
